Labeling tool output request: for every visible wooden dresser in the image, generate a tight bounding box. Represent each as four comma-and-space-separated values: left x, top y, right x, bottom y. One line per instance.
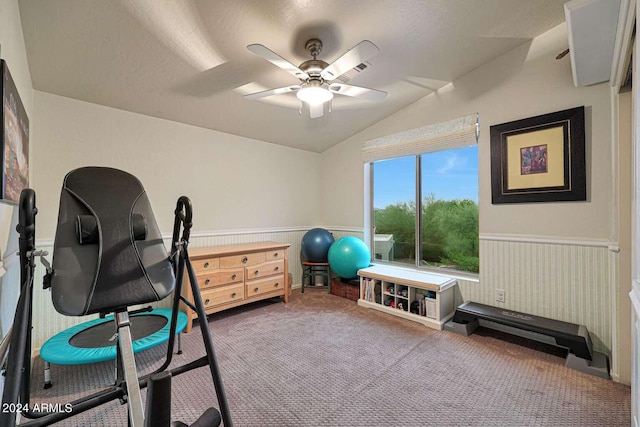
181, 241, 290, 332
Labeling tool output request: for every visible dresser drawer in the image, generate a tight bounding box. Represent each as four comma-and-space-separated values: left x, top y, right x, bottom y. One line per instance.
198, 268, 244, 289
219, 252, 266, 268
246, 259, 285, 280
266, 249, 286, 261
201, 283, 244, 309
246, 275, 285, 298
193, 257, 219, 273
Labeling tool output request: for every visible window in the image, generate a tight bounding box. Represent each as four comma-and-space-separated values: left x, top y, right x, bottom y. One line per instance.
364, 114, 479, 274
371, 145, 479, 274
420, 147, 479, 273
372, 156, 416, 266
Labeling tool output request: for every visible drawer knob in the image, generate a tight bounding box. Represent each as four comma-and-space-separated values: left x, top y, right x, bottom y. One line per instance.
275, 282, 279, 288
255, 270, 259, 275
204, 262, 210, 268
275, 266, 279, 271
232, 274, 237, 280
242, 256, 248, 264
274, 252, 279, 257
205, 279, 210, 285
254, 287, 259, 292
231, 292, 237, 298
205, 298, 210, 305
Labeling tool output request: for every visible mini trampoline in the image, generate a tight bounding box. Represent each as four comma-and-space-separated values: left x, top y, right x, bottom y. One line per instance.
40, 308, 187, 388
41, 308, 187, 365
40, 308, 187, 365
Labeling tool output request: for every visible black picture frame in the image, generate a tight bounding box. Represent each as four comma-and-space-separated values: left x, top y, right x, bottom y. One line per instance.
1, 59, 29, 204
490, 106, 586, 204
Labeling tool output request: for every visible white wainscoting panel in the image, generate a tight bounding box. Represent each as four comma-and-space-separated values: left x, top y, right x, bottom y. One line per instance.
473, 236, 615, 356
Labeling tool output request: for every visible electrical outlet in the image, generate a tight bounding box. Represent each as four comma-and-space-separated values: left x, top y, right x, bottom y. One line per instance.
496, 289, 506, 303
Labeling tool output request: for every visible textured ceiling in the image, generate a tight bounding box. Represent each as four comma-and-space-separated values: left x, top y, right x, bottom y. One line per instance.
18, 0, 568, 152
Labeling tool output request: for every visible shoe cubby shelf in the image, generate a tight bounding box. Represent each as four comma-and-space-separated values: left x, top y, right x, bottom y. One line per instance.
357, 264, 458, 330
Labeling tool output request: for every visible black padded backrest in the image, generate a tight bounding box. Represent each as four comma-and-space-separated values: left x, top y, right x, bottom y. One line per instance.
50, 167, 175, 316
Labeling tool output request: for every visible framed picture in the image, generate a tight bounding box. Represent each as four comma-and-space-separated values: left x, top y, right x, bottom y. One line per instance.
1, 59, 29, 204
490, 106, 585, 204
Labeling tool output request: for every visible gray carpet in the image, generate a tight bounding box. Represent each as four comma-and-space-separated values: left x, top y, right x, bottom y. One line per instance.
28, 289, 630, 426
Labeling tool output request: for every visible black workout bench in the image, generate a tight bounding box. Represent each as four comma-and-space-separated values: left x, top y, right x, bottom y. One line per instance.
445, 301, 610, 379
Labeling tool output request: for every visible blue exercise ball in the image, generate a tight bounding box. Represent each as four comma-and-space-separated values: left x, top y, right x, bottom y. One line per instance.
301, 228, 335, 262
328, 236, 371, 279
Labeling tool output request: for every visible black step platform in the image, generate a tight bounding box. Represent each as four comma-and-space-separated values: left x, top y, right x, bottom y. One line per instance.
445, 301, 610, 379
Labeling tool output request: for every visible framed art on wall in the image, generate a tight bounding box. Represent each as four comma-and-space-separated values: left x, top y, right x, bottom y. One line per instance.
1, 59, 29, 204
490, 106, 586, 204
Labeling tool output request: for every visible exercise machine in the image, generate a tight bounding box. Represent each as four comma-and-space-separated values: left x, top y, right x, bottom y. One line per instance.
0, 167, 233, 426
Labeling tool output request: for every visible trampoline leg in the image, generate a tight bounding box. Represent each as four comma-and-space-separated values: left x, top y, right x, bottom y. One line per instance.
177, 332, 183, 355
43, 361, 52, 389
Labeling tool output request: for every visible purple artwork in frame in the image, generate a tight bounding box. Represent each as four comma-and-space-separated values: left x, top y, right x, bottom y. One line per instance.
1, 59, 29, 203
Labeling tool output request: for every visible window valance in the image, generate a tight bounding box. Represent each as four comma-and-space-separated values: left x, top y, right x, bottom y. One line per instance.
361, 113, 479, 163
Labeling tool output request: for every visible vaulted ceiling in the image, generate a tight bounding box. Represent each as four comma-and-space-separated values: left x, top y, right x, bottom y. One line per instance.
18, 0, 568, 152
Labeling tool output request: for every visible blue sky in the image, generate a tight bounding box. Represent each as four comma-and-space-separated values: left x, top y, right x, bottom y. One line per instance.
373, 146, 478, 208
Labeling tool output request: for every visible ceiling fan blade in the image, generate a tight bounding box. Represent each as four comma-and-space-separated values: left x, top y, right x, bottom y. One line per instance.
245, 85, 301, 100
320, 40, 380, 81
309, 103, 324, 119
247, 44, 309, 80
328, 83, 387, 101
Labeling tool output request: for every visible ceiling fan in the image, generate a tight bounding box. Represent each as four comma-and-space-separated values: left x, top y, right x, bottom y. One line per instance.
245, 38, 387, 118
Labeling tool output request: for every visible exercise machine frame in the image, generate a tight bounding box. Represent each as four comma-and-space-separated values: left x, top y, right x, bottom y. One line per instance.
0, 189, 233, 426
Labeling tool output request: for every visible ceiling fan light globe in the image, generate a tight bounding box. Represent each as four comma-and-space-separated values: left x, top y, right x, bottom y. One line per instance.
296, 86, 333, 106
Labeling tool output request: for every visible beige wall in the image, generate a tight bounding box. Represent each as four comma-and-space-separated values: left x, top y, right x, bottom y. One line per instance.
31, 92, 322, 239
321, 24, 611, 240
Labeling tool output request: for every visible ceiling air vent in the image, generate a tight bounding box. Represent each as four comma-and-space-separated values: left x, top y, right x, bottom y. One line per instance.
337, 61, 372, 83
